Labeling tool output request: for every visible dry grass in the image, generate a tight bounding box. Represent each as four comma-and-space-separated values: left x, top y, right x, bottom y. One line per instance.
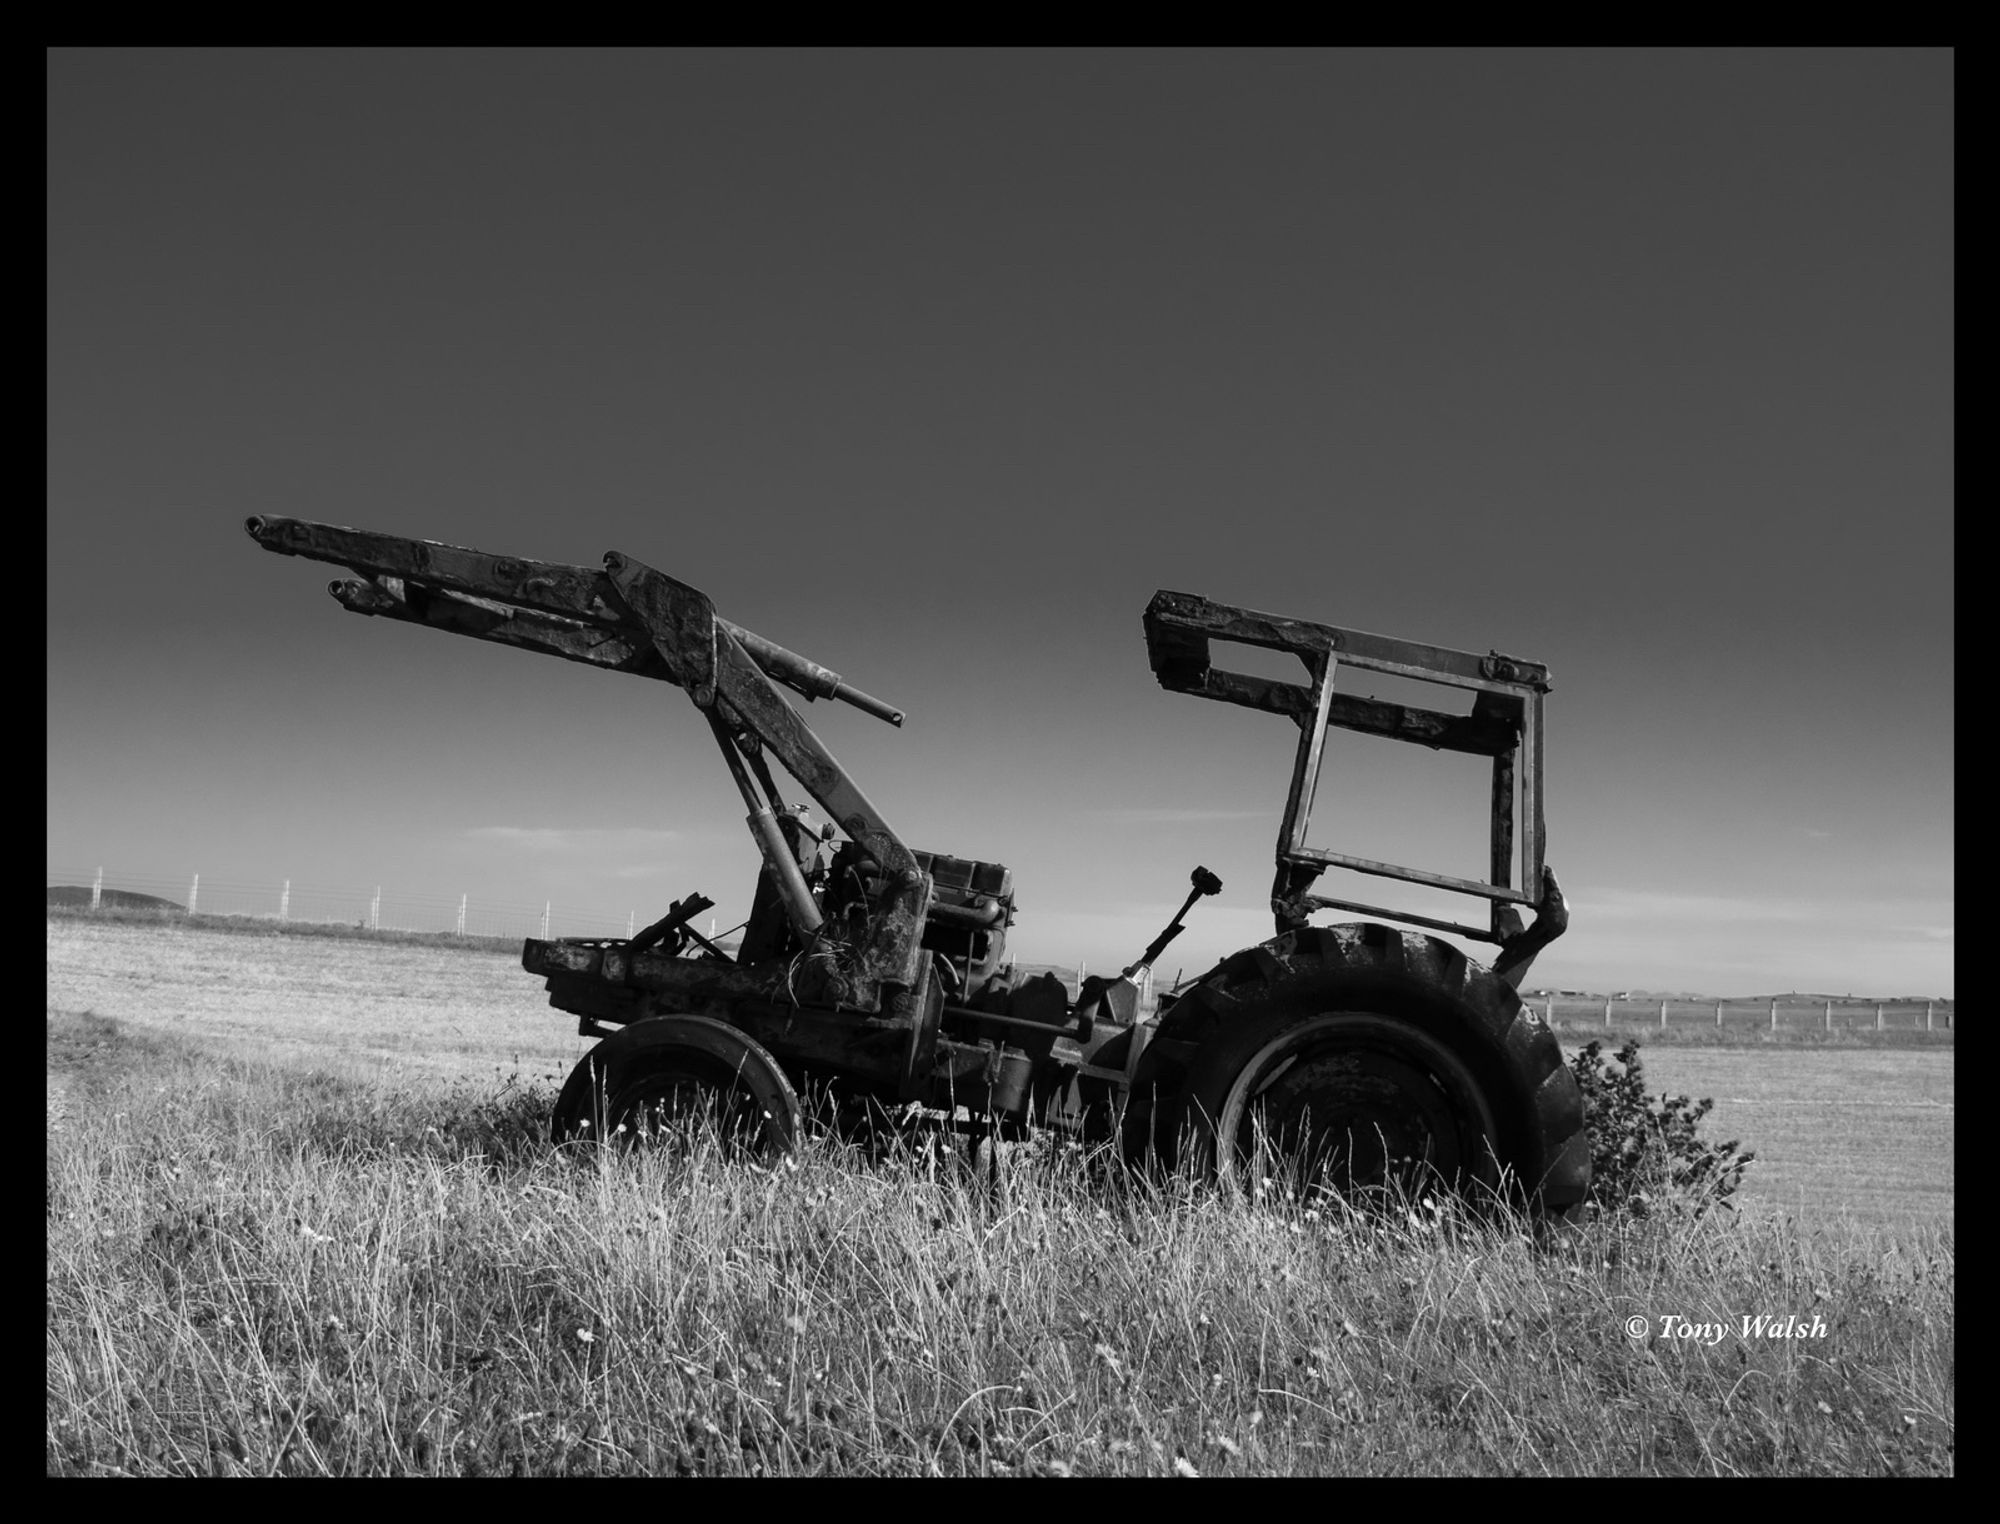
46, 915, 1954, 1475
1630, 1049, 1952, 1232
45, 910, 577, 1092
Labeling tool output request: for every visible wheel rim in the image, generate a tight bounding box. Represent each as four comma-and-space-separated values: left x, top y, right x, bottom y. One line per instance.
611, 1054, 768, 1149
555, 1017, 801, 1157
1216, 1013, 1498, 1200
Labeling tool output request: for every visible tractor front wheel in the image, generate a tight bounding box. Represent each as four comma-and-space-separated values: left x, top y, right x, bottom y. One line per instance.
550, 1015, 801, 1158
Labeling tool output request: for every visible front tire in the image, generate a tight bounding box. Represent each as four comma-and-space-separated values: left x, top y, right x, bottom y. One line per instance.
550, 1015, 801, 1158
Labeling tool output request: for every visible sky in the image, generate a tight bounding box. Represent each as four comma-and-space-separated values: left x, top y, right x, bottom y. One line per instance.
48, 49, 1953, 997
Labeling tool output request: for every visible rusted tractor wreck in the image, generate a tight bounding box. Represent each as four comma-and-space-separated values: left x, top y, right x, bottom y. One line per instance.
247, 517, 1587, 1212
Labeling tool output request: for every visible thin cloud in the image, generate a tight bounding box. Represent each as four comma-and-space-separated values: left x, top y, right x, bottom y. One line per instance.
1889, 924, 1954, 943
1578, 887, 1822, 925
463, 826, 680, 854
1080, 808, 1269, 825
604, 862, 678, 881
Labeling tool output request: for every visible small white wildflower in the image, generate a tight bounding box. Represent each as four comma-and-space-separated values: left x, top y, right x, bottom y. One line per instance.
576, 1328, 595, 1344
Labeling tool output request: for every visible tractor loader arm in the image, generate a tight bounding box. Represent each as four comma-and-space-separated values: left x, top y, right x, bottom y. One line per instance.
246, 515, 931, 1009
246, 516, 905, 724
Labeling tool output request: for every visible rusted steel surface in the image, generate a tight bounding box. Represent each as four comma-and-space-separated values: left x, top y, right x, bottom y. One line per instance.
602, 551, 718, 705
249, 518, 902, 723
1145, 590, 1551, 693
251, 517, 618, 627
626, 892, 719, 958
1286, 846, 1539, 906
1157, 662, 1524, 757
1489, 866, 1570, 991
330, 577, 666, 679
1290, 892, 1499, 945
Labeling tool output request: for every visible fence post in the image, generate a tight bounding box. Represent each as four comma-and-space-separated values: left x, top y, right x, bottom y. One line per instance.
280, 880, 290, 922
1546, 995, 1555, 1025
541, 901, 551, 939
458, 895, 468, 936
1875, 1003, 1884, 1032
92, 866, 103, 911
628, 911, 636, 938
188, 873, 199, 915
1768, 999, 1775, 1031
1926, 1000, 1933, 1032
1660, 999, 1668, 1028
1603, 998, 1611, 1027
370, 887, 381, 931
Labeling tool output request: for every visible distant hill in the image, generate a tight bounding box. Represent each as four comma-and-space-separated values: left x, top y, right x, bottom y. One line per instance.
1524, 986, 1951, 1004
46, 885, 185, 913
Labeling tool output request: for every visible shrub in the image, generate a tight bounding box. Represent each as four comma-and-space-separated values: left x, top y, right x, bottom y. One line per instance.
1568, 1039, 1754, 1217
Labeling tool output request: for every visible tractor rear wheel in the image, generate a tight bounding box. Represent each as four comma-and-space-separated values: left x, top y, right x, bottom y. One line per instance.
1159, 924, 1588, 1213
550, 1015, 801, 1158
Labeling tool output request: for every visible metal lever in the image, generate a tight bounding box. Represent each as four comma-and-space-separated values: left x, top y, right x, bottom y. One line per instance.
1075, 866, 1226, 1042
1125, 865, 1224, 978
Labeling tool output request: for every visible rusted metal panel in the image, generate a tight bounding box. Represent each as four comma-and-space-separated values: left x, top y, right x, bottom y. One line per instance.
1286, 846, 1538, 906
602, 552, 718, 704
330, 578, 669, 679
250, 517, 618, 627
1146, 590, 1551, 693
1525, 690, 1547, 889
1161, 646, 1522, 756
250, 518, 900, 722
1488, 745, 1516, 938
1294, 892, 1498, 944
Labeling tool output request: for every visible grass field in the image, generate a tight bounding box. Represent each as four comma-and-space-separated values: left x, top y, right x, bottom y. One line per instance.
47, 912, 1954, 1475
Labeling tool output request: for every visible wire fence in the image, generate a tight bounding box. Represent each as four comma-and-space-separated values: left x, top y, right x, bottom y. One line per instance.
46, 866, 1950, 1029
45, 865, 681, 945
1532, 993, 1953, 1034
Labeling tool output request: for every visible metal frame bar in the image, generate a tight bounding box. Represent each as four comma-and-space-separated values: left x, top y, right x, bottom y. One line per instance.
1144, 589, 1554, 948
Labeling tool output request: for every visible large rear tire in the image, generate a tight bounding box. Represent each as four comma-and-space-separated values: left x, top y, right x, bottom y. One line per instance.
550, 1016, 801, 1158
1158, 924, 1588, 1213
